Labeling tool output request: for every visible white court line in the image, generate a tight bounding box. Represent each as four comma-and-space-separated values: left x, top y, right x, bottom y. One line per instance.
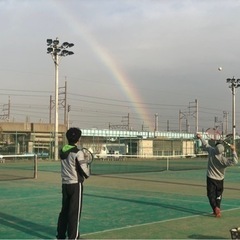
82, 207, 240, 237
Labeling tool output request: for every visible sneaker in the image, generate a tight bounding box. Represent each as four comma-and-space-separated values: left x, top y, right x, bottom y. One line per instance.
214, 207, 221, 218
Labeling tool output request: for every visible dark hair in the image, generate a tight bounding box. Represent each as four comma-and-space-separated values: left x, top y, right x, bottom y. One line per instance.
66, 127, 82, 144
215, 141, 222, 146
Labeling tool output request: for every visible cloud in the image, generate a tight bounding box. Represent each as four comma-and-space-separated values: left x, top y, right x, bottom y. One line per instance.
0, 0, 240, 131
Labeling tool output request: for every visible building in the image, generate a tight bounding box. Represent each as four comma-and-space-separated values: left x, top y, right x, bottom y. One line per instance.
0, 122, 196, 159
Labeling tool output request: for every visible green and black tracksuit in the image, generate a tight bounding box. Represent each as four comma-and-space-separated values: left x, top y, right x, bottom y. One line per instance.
57, 144, 90, 240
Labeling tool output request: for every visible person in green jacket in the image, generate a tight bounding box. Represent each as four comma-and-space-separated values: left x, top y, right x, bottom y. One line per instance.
56, 127, 90, 239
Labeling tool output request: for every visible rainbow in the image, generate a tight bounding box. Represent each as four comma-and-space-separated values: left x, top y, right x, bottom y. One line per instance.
51, 1, 154, 129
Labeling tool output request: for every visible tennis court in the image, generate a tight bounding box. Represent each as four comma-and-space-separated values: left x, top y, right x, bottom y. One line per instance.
1, 157, 240, 239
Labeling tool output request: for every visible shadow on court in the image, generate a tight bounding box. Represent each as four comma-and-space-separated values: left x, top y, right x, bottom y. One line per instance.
0, 211, 55, 238
85, 193, 207, 216
96, 174, 206, 187
97, 174, 240, 191
188, 234, 226, 239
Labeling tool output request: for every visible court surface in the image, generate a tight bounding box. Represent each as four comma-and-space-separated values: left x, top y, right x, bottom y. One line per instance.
1, 160, 240, 239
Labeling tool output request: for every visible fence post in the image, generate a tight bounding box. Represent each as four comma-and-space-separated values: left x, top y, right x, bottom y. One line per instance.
34, 154, 38, 179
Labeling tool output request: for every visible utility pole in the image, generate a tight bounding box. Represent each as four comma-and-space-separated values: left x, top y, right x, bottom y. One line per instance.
223, 111, 228, 135
179, 99, 198, 133
109, 114, 130, 130
154, 113, 159, 132
226, 77, 240, 144
0, 97, 10, 121
49, 81, 67, 125
59, 80, 67, 126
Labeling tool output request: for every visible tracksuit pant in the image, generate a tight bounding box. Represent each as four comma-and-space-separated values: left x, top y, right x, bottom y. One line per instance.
207, 176, 224, 211
57, 182, 83, 239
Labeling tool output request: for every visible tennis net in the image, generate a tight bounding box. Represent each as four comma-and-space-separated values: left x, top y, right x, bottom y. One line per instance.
91, 154, 208, 175
0, 154, 37, 181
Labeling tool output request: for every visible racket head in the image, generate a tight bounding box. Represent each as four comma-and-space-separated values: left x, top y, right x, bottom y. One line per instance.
82, 147, 94, 164
205, 128, 222, 140
225, 133, 233, 140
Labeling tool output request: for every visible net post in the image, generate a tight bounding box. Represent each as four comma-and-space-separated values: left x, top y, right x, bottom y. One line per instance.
166, 157, 169, 171
34, 154, 38, 179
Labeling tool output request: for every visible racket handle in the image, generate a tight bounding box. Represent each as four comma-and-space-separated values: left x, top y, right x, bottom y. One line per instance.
223, 140, 231, 147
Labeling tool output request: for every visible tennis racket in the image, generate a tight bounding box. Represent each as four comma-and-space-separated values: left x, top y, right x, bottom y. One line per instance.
205, 128, 232, 147
82, 147, 94, 165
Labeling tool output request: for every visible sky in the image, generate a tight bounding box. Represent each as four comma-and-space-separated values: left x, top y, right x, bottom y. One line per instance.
1, 0, 240, 133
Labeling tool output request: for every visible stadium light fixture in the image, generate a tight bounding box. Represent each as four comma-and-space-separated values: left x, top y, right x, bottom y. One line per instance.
62, 42, 69, 47
226, 77, 240, 144
47, 39, 52, 45
47, 37, 74, 160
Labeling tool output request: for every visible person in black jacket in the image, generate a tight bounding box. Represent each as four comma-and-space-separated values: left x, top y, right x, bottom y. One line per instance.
56, 127, 90, 239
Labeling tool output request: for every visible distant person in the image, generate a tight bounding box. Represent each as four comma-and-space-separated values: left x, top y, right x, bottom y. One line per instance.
196, 133, 238, 217
109, 148, 114, 154
56, 127, 90, 239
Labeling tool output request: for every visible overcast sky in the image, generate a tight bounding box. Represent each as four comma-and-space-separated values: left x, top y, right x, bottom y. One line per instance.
0, 0, 240, 133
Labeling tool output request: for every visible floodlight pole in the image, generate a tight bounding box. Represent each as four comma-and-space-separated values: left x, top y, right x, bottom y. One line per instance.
54, 53, 59, 161
47, 38, 74, 160
226, 77, 240, 145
